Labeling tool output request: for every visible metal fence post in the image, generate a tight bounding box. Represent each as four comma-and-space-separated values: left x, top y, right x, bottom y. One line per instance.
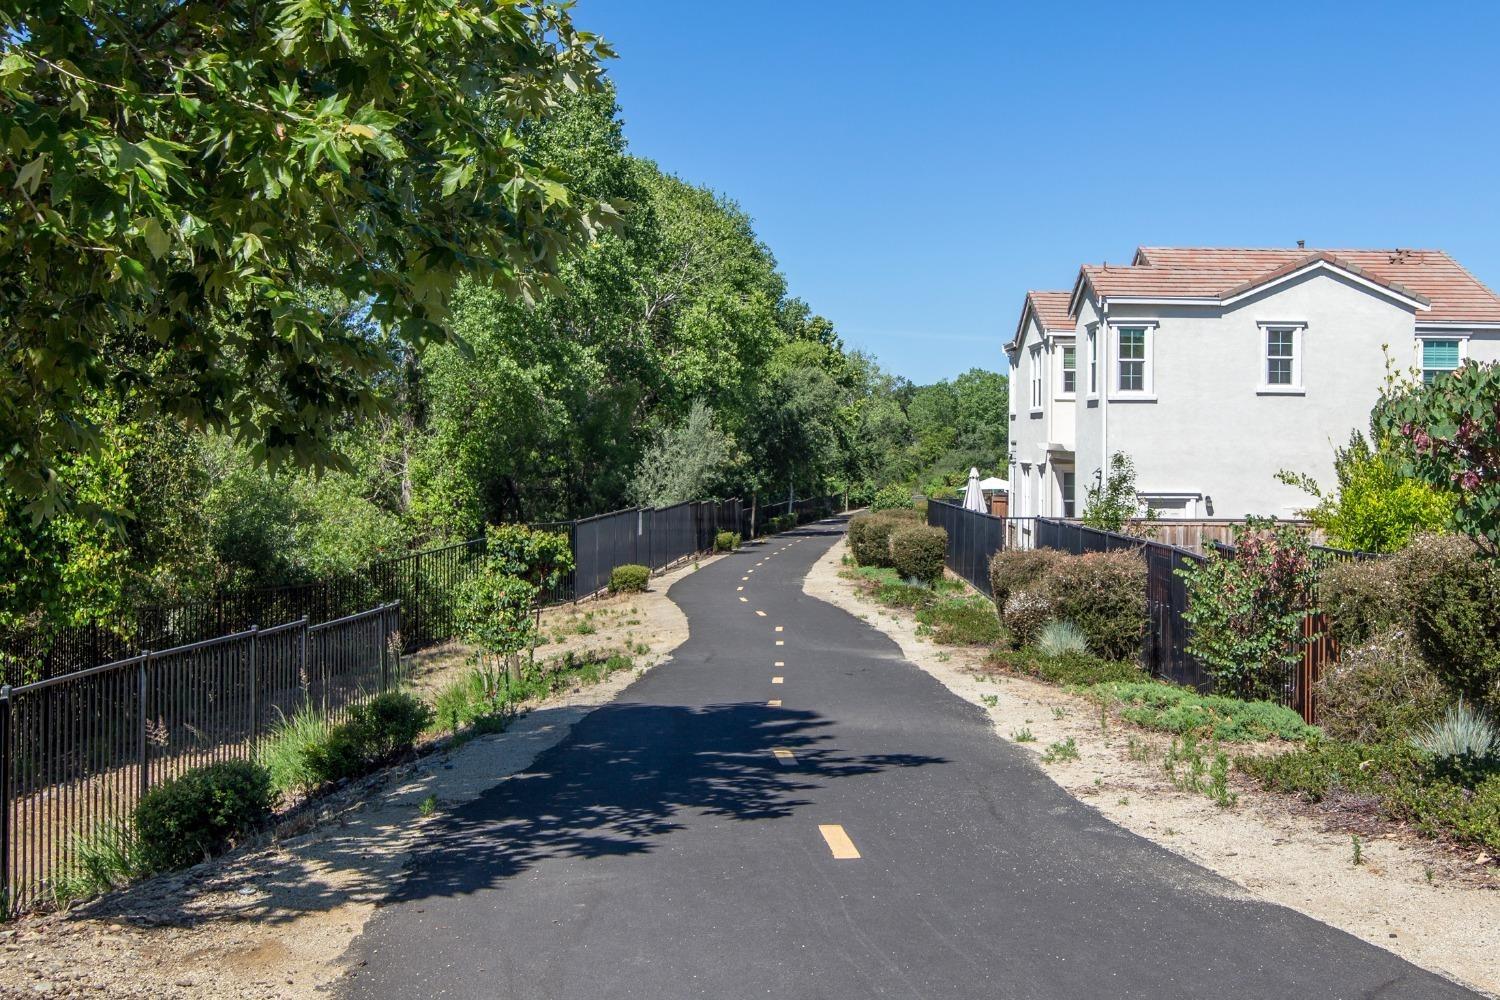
138, 653, 151, 801
379, 604, 390, 692
0, 684, 11, 913
247, 625, 259, 750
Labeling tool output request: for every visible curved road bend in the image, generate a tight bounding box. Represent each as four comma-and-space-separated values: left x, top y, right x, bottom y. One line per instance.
339, 517, 1478, 1000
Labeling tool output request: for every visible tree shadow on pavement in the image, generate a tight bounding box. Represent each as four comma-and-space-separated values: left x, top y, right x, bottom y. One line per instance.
386, 700, 943, 904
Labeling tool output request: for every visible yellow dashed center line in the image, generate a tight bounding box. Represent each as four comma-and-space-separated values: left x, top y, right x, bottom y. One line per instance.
771, 676, 784, 684
775, 640, 784, 646
739, 597, 748, 603
774, 661, 785, 667
774, 626, 784, 632
736, 586, 743, 591
755, 610, 767, 617
772, 748, 796, 766
767, 699, 782, 707
818, 824, 861, 859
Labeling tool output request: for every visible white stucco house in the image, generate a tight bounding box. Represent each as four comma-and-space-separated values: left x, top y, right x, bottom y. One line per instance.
1004, 247, 1500, 521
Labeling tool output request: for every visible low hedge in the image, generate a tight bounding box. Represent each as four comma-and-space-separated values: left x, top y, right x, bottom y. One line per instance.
609, 564, 650, 593
988, 548, 1065, 610
134, 759, 273, 873
1314, 629, 1446, 744
889, 524, 946, 585
1092, 682, 1318, 743
1239, 739, 1500, 854
1000, 590, 1053, 648
1042, 549, 1147, 661
714, 531, 741, 552
985, 647, 1143, 687
915, 595, 1005, 646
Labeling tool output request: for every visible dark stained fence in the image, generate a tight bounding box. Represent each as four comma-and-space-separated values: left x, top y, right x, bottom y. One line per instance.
0, 603, 400, 913
924, 503, 1034, 597
3, 498, 771, 686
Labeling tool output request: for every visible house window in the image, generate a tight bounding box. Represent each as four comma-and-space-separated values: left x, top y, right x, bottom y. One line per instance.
1061, 470, 1076, 518
1029, 346, 1042, 408
1060, 345, 1076, 395
1117, 327, 1146, 392
1265, 327, 1296, 385
1421, 339, 1461, 384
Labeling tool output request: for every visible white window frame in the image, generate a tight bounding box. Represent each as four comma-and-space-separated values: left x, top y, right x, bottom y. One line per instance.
1256, 320, 1306, 395
1056, 339, 1077, 398
1417, 333, 1468, 384
1086, 326, 1099, 398
1108, 321, 1157, 400
1028, 345, 1043, 412
1060, 468, 1076, 519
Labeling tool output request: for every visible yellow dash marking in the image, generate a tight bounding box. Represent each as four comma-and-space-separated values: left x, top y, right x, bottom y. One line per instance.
772, 748, 796, 766
772, 676, 784, 684
739, 597, 748, 603
775, 640, 785, 646
741, 576, 749, 581
755, 610, 767, 617
818, 824, 861, 860
774, 626, 784, 632
774, 661, 785, 667
736, 586, 743, 591
767, 699, 782, 707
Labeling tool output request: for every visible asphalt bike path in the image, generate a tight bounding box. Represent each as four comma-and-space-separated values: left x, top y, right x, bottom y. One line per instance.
339, 517, 1477, 1000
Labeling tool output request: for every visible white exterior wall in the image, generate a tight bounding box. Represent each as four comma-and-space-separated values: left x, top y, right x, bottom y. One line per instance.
1076, 270, 1416, 518
1006, 313, 1054, 517
1416, 329, 1500, 368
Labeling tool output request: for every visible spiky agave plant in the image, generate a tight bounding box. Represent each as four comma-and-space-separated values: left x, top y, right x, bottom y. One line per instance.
1037, 619, 1089, 657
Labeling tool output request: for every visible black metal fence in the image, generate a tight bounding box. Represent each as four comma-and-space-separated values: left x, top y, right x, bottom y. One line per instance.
2, 499, 761, 687
0, 603, 401, 912
927, 502, 1209, 691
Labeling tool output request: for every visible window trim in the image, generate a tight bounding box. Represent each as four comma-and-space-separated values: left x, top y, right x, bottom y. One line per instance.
1028, 344, 1044, 413
1085, 326, 1099, 399
1107, 321, 1157, 401
1060, 469, 1076, 519
1256, 320, 1306, 395
1056, 338, 1077, 399
1417, 333, 1468, 384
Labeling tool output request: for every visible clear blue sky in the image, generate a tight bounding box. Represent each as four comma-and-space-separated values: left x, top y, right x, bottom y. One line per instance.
575, 1, 1500, 385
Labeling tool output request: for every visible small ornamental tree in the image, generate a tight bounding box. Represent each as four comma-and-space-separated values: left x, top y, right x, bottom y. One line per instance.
455, 569, 539, 684
1373, 360, 1500, 555
1179, 518, 1320, 701
484, 524, 574, 597
1081, 452, 1149, 532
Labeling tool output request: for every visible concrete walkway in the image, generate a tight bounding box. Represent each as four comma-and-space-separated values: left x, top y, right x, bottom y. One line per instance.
338, 518, 1478, 1000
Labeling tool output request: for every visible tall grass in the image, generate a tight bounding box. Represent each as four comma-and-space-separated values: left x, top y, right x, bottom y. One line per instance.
257, 704, 334, 796
49, 821, 144, 908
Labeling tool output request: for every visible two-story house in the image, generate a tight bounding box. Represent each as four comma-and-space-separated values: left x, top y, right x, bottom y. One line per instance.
1005, 247, 1500, 521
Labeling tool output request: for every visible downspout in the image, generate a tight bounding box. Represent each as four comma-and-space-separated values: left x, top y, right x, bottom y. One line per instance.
1099, 298, 1110, 488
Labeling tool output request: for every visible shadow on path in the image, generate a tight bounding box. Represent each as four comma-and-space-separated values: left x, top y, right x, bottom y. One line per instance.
386, 701, 943, 904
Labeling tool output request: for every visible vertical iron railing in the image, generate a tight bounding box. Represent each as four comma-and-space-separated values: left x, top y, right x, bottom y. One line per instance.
0, 603, 399, 913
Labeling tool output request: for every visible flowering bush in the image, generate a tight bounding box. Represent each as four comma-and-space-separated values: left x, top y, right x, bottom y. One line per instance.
1373, 360, 1500, 554
1180, 518, 1320, 701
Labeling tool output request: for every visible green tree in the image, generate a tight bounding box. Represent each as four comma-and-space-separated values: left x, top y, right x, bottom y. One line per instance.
1374, 360, 1500, 555
631, 403, 737, 507
1081, 453, 1144, 531
0, 1, 613, 515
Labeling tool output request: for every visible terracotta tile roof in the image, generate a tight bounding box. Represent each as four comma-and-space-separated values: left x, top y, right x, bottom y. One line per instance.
1027, 291, 1074, 331
1087, 247, 1500, 324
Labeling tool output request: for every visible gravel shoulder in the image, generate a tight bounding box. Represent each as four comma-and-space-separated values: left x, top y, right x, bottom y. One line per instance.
0, 554, 715, 1000
803, 537, 1499, 999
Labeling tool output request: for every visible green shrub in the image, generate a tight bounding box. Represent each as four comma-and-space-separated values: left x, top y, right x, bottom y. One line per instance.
1042, 549, 1146, 661
609, 564, 650, 593
432, 660, 511, 734
986, 647, 1143, 686
915, 596, 1004, 646
1181, 518, 1320, 701
348, 691, 432, 762
1000, 590, 1053, 648
1037, 620, 1088, 657
1239, 739, 1500, 854
1092, 682, 1318, 743
847, 512, 901, 567
713, 531, 741, 552
1318, 557, 1407, 647
873, 581, 938, 610
258, 704, 334, 795
889, 524, 946, 585
455, 565, 539, 656
1314, 630, 1446, 744
869, 485, 913, 511
134, 760, 273, 873
988, 548, 1064, 610
1394, 534, 1500, 708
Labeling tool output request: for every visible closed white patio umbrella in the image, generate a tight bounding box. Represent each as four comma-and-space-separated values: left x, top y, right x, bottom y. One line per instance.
962, 467, 986, 513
